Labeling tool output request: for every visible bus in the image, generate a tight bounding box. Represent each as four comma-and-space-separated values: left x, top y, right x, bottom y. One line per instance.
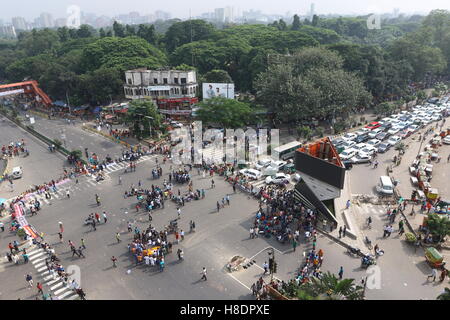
272, 141, 302, 160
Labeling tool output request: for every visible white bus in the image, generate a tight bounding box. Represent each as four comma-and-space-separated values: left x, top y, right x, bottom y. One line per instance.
272, 141, 302, 160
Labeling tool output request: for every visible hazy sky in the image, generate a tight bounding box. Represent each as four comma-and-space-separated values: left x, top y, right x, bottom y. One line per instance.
1, 0, 450, 21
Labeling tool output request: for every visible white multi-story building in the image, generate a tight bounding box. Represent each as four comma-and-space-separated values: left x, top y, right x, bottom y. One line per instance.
12, 17, 28, 31
124, 68, 198, 99
0, 25, 17, 39
39, 13, 54, 28
124, 68, 199, 120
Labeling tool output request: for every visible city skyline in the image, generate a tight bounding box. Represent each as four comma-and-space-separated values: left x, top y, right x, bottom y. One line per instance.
1, 0, 449, 22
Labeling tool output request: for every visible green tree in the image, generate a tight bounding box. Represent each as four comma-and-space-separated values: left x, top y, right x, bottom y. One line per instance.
203, 69, 233, 83
374, 102, 395, 116
17, 29, 60, 56
164, 20, 216, 53
296, 272, 364, 300
77, 24, 95, 38
437, 288, 450, 300
113, 21, 126, 37
195, 97, 252, 128
427, 213, 450, 242
99, 28, 106, 38
137, 24, 156, 44
312, 15, 319, 27
292, 14, 301, 31
125, 25, 136, 37
124, 100, 163, 138
296, 126, 313, 139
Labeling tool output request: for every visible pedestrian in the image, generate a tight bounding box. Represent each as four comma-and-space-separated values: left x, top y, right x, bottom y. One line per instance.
111, 256, 118, 268
95, 212, 100, 223
66, 190, 70, 199
59, 221, 64, 233
217, 201, 220, 212
346, 200, 351, 209
250, 227, 254, 239
26, 274, 33, 287
292, 239, 297, 252
103, 212, 107, 224
233, 184, 236, 193
263, 261, 269, 274
0, 221, 4, 232
226, 195, 230, 206
201, 267, 207, 281
342, 225, 347, 238
180, 229, 185, 241
58, 232, 63, 243
439, 268, 448, 282
81, 238, 86, 249
211, 179, 215, 189
37, 282, 43, 295
116, 232, 121, 243
77, 247, 85, 258
338, 266, 344, 280
177, 207, 181, 218
427, 268, 438, 282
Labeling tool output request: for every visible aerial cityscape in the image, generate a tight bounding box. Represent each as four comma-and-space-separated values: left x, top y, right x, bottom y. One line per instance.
0, 0, 449, 305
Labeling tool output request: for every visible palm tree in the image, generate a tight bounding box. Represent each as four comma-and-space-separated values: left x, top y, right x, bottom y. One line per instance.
296, 272, 364, 300
427, 213, 450, 243
437, 288, 450, 300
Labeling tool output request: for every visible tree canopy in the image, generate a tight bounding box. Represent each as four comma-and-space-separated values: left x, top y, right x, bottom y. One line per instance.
194, 97, 253, 128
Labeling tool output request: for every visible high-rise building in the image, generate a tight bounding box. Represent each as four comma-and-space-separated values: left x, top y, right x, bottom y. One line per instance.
55, 18, 68, 28
12, 17, 28, 31
40, 12, 54, 28
309, 3, 315, 18
214, 8, 225, 22
0, 25, 17, 38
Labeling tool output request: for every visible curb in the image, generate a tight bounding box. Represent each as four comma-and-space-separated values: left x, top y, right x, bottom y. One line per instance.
316, 228, 368, 257
81, 125, 132, 148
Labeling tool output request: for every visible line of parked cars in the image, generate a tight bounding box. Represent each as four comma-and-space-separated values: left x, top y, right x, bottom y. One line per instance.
239, 158, 299, 186
331, 96, 450, 167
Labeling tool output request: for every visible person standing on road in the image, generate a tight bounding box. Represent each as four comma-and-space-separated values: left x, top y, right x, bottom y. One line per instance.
343, 225, 347, 238
226, 195, 230, 206
26, 274, 33, 287
338, 266, 344, 280
81, 238, 86, 249
66, 190, 70, 199
116, 232, 121, 243
58, 232, 63, 243
0, 221, 4, 232
263, 262, 269, 275
346, 200, 351, 209
217, 201, 220, 212
201, 267, 207, 281
103, 212, 107, 224
59, 222, 64, 233
250, 227, 254, 239
292, 239, 297, 252
37, 282, 43, 295
427, 268, 438, 282
177, 207, 181, 219
211, 179, 215, 189
111, 256, 117, 268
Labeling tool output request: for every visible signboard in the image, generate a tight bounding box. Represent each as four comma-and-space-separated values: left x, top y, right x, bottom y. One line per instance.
148, 86, 171, 91
202, 83, 235, 100
0, 89, 24, 97
30, 117, 35, 125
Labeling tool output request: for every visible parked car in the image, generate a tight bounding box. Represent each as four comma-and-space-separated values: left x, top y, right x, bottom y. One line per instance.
368, 128, 382, 139
376, 132, 389, 141
353, 143, 367, 152
366, 139, 381, 148
350, 153, 371, 164
265, 173, 291, 185
339, 149, 357, 161
239, 169, 262, 180
355, 134, 369, 143
360, 146, 376, 156
387, 135, 402, 146
342, 132, 357, 141
443, 135, 450, 145
377, 142, 391, 153
341, 140, 356, 150
398, 130, 411, 139
268, 160, 287, 171
365, 122, 381, 130
387, 127, 400, 136
255, 159, 273, 170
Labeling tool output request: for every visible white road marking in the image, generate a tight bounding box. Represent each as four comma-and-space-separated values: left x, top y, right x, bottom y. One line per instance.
227, 273, 250, 290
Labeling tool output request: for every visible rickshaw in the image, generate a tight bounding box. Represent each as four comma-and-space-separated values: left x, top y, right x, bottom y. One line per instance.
425, 247, 444, 268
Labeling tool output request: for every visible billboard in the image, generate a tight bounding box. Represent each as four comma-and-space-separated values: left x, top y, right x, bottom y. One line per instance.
203, 83, 235, 100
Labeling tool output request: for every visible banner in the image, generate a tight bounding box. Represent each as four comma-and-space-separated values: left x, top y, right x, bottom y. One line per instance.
203, 83, 235, 100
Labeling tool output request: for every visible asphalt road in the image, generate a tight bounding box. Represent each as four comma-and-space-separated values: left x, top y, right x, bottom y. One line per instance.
0, 115, 66, 199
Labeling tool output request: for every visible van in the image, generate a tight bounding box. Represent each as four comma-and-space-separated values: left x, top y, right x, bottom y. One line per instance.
11, 167, 23, 179
377, 176, 393, 195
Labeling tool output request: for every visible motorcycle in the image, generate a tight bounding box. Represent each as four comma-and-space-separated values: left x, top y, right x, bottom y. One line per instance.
347, 246, 361, 257
361, 255, 376, 269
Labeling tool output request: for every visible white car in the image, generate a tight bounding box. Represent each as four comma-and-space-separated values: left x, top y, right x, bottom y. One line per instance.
342, 132, 357, 141
353, 143, 367, 152
170, 121, 183, 128
341, 140, 356, 149
350, 153, 371, 164
388, 127, 400, 136
239, 169, 262, 180
360, 146, 376, 156
387, 135, 402, 146
407, 124, 420, 133
255, 159, 273, 170
368, 128, 382, 139
443, 136, 450, 145
265, 173, 291, 185
366, 139, 381, 148
339, 149, 357, 161
268, 160, 287, 171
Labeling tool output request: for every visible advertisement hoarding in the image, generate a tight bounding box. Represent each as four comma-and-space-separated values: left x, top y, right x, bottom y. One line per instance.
202, 83, 235, 100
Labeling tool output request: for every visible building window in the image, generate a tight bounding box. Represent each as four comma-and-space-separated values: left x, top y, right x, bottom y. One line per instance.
127, 79, 132, 85
163, 78, 168, 84
154, 78, 158, 84
181, 78, 186, 84
174, 78, 179, 84
182, 88, 187, 95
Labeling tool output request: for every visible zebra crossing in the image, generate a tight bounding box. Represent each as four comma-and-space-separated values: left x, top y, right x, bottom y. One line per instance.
8, 155, 156, 210
26, 245, 79, 300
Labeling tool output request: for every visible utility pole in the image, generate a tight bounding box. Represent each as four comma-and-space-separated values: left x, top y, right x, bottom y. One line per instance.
66, 90, 71, 115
